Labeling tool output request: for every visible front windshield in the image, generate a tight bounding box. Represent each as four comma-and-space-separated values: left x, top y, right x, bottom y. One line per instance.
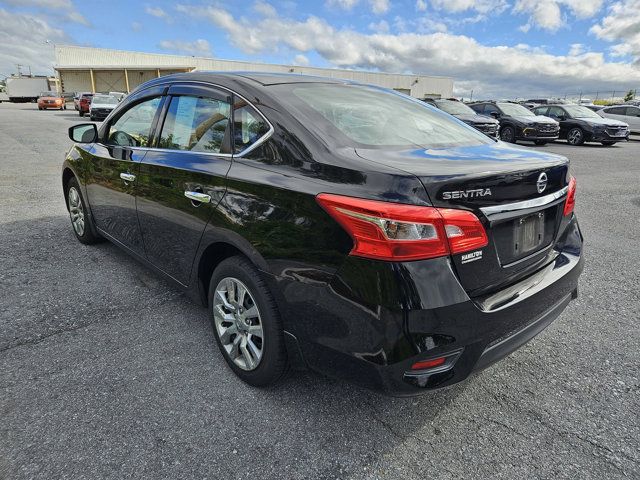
93, 95, 118, 105
563, 105, 601, 119
290, 84, 491, 148
435, 100, 476, 116
40, 91, 57, 97
498, 103, 535, 117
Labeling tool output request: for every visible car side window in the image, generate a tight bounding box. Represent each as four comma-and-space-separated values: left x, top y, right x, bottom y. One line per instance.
233, 100, 270, 153
158, 95, 231, 153
626, 107, 640, 117
484, 104, 499, 116
606, 107, 625, 115
107, 97, 161, 147
547, 107, 564, 119
535, 107, 548, 116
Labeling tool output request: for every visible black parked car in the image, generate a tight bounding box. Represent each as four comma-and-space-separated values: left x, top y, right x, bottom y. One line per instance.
533, 104, 629, 146
63, 73, 583, 395
469, 101, 560, 145
423, 98, 499, 138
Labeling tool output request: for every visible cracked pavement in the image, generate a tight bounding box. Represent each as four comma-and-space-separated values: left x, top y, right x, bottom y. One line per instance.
1, 103, 638, 479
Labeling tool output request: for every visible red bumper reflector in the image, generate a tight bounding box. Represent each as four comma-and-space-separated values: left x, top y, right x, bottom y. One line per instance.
411, 356, 447, 370
563, 176, 576, 216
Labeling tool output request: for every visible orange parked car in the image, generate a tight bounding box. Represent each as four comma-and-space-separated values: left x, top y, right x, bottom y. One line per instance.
37, 91, 66, 110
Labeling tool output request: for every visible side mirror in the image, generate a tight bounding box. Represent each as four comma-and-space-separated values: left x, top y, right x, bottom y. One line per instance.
490, 111, 500, 119
69, 123, 98, 143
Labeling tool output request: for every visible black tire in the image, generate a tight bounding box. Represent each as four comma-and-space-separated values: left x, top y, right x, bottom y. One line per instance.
534, 140, 548, 145
208, 256, 288, 387
79, 110, 84, 117
601, 141, 616, 146
567, 127, 585, 145
65, 177, 101, 245
500, 125, 516, 143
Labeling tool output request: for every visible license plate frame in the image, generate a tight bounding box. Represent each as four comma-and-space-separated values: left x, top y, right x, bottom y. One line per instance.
513, 212, 545, 255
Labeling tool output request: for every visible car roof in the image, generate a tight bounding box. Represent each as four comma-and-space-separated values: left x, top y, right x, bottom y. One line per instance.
146, 71, 348, 88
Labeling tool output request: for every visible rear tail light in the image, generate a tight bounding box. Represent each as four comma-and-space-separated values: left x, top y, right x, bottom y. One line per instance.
563, 176, 576, 216
316, 193, 488, 261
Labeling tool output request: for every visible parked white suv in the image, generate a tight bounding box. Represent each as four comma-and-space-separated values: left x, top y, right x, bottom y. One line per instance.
598, 105, 640, 134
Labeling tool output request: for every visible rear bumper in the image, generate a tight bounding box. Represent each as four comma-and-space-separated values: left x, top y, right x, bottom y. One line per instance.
269, 216, 584, 395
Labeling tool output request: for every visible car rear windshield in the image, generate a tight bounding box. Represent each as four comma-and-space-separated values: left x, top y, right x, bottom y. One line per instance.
435, 100, 477, 116
497, 103, 535, 117
92, 95, 118, 105
289, 84, 491, 148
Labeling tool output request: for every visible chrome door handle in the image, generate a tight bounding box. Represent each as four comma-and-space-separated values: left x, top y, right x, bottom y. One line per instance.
184, 191, 211, 204
120, 173, 136, 182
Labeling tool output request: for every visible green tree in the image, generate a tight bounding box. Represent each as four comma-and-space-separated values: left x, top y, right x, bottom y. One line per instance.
624, 89, 635, 102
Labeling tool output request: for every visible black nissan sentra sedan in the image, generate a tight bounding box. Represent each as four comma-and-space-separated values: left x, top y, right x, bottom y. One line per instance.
63, 72, 583, 395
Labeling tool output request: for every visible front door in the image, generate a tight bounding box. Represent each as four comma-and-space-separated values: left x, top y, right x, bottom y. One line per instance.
136, 85, 233, 284
84, 95, 163, 253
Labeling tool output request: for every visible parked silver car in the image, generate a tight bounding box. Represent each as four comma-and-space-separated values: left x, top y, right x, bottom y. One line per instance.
598, 105, 640, 134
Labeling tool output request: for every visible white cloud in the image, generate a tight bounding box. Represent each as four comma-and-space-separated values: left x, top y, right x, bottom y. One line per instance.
0, 8, 69, 76
513, 0, 604, 31
293, 54, 309, 65
3, 0, 73, 8
2, 0, 89, 25
429, 0, 508, 14
177, 4, 640, 98
158, 39, 212, 56
513, 0, 563, 30
415, 0, 427, 11
145, 6, 168, 18
369, 0, 390, 14
66, 10, 89, 26
325, 0, 389, 14
369, 19, 390, 33
253, 1, 278, 17
590, 0, 640, 62
416, 17, 447, 33
568, 43, 584, 56
325, 0, 359, 10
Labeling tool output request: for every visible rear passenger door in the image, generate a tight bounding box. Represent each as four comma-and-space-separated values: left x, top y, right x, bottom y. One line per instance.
622, 106, 640, 132
136, 84, 233, 285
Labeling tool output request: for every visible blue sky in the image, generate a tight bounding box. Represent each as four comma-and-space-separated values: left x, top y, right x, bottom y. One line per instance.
1, 0, 639, 98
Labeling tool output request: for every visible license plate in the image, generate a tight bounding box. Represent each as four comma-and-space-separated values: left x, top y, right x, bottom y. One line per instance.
514, 212, 544, 255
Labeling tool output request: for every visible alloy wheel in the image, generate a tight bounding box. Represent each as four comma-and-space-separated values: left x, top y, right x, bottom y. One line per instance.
567, 128, 583, 145
68, 186, 85, 236
500, 127, 514, 142
213, 277, 264, 371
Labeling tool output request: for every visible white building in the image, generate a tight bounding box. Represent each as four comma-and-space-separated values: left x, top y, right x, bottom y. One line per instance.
54, 45, 454, 99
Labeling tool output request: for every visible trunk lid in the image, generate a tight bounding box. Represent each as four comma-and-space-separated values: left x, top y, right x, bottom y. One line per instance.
356, 142, 570, 295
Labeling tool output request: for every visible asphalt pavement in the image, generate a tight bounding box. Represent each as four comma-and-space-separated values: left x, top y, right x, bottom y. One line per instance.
0, 102, 638, 479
